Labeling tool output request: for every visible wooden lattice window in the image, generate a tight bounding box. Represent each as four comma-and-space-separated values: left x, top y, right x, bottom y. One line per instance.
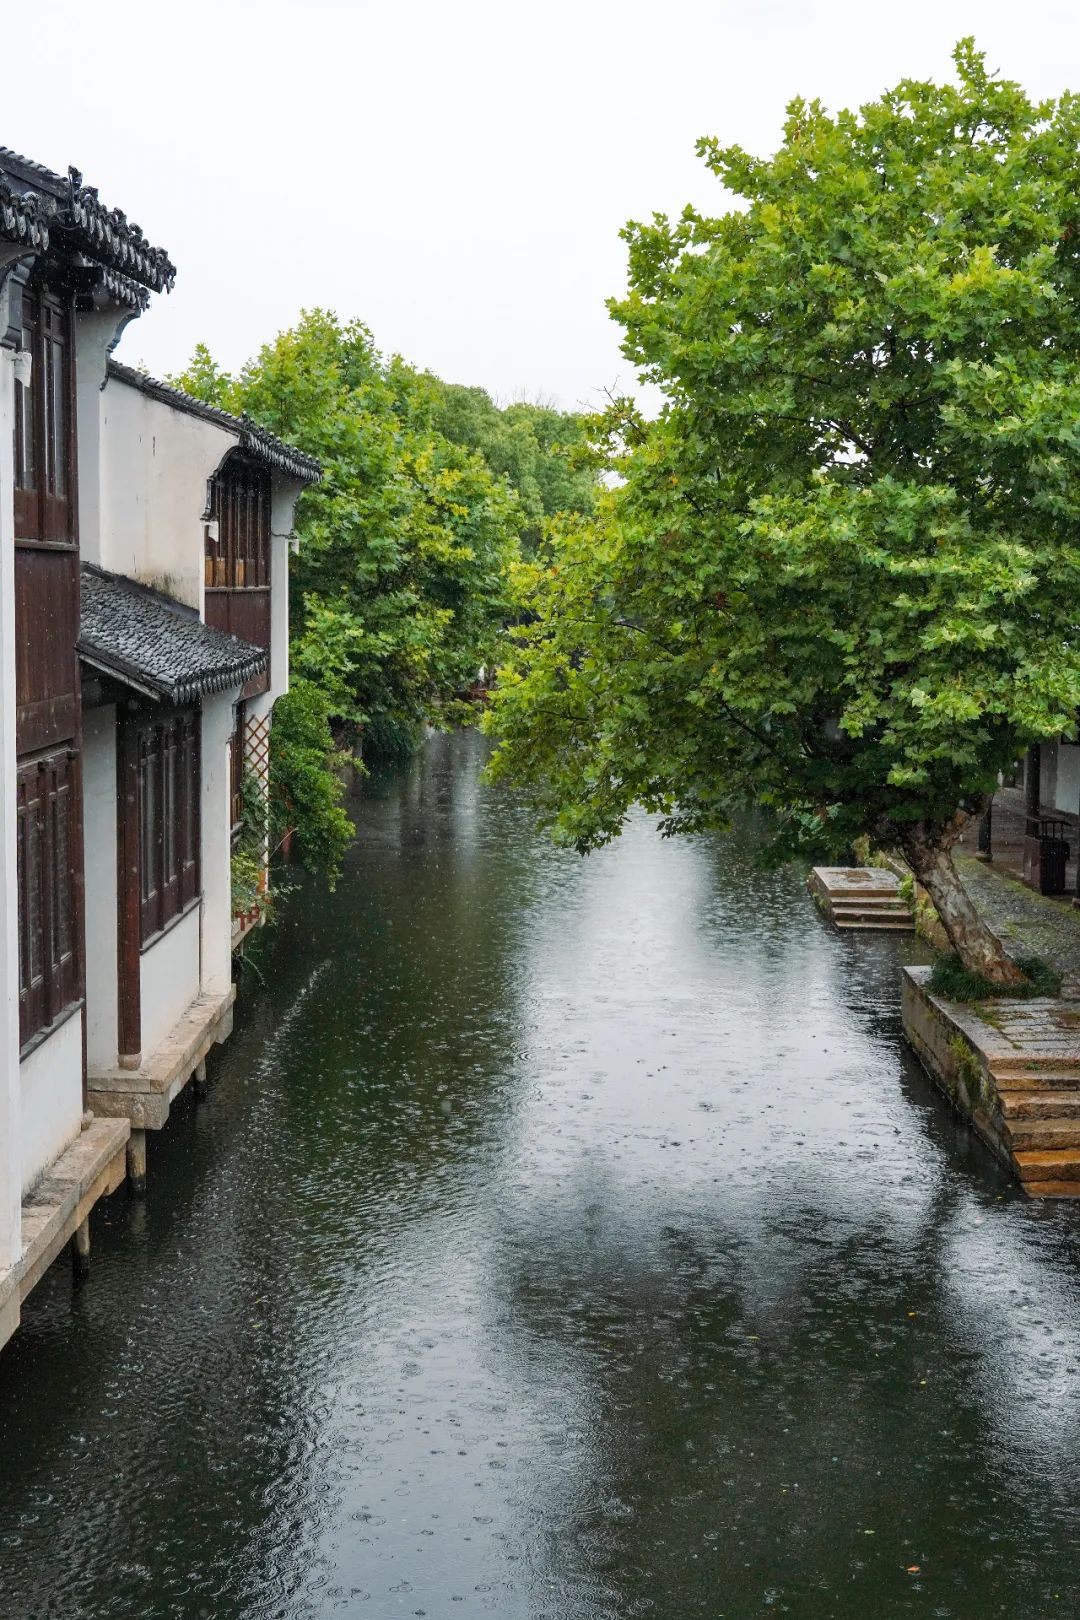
205, 460, 271, 589
138, 711, 200, 945
14, 286, 75, 544
17, 750, 81, 1048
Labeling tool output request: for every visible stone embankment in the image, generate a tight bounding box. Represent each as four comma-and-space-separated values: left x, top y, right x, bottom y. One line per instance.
903, 967, 1080, 1197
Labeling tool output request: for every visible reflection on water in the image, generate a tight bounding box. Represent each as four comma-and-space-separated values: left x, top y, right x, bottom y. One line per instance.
1, 730, 1079, 1618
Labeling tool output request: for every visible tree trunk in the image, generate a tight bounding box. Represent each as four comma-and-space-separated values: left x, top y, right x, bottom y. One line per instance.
900, 814, 1026, 988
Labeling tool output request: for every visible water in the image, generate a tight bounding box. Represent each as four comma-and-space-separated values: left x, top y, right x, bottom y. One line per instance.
2, 731, 1080, 1619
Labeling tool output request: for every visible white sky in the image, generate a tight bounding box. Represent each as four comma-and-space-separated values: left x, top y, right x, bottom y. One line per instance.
8, 0, 1078, 410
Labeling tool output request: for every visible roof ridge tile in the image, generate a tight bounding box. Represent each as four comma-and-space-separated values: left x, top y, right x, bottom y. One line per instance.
105, 360, 321, 484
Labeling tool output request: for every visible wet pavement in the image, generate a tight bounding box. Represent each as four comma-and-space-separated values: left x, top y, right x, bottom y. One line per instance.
958, 848, 1080, 984
2, 731, 1080, 1619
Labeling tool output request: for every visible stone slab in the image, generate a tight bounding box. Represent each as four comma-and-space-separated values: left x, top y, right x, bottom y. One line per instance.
0, 1117, 129, 1356
1014, 1149, 1080, 1182
813, 866, 902, 893
999, 1090, 1080, 1118
86, 988, 235, 1131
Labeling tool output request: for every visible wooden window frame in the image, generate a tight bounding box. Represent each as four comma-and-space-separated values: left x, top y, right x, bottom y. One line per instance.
229, 701, 246, 838
205, 459, 271, 591
13, 284, 76, 546
137, 710, 201, 948
17, 749, 82, 1051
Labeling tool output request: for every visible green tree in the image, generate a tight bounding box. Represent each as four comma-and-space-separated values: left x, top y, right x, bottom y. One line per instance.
174, 312, 522, 759
427, 381, 597, 550
487, 42, 1080, 986
269, 679, 353, 887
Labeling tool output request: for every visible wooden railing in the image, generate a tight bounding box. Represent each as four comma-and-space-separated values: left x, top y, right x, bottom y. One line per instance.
204, 588, 270, 698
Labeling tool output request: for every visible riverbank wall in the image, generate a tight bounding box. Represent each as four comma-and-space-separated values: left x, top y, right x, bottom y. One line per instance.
902, 966, 1080, 1197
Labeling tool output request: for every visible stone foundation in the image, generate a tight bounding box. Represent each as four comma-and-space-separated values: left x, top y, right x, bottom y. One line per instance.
0, 1118, 129, 1354
87, 987, 234, 1134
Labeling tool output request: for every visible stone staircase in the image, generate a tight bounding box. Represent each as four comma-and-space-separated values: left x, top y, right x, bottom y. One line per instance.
902, 970, 1080, 1199
993, 1057, 1080, 1197
808, 867, 915, 932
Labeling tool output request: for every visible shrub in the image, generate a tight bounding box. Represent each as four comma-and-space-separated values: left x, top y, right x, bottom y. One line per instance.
269, 679, 354, 888
929, 953, 1062, 1003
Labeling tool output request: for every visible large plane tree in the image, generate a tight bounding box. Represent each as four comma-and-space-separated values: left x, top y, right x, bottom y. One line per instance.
487, 42, 1080, 986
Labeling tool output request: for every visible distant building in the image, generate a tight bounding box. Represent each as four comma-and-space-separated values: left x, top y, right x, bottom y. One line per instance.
0, 148, 319, 1353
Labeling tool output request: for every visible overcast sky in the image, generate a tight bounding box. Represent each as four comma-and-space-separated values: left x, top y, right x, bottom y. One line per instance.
8, 0, 1079, 410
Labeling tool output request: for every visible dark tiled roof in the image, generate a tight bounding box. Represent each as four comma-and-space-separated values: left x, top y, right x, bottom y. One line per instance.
0, 148, 175, 294
65, 168, 174, 293
79, 565, 267, 705
0, 173, 49, 251
92, 266, 153, 311
0, 147, 70, 192
106, 361, 322, 485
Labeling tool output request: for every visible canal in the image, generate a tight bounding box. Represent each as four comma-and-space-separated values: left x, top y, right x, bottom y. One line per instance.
2, 731, 1080, 1618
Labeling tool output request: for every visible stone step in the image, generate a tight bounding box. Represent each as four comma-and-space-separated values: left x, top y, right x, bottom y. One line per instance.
1012, 1148, 1080, 1183
834, 919, 914, 931
1005, 1117, 1080, 1151
989, 1063, 1080, 1088
1022, 1181, 1080, 1198
829, 894, 906, 907
999, 1089, 1080, 1120
831, 899, 911, 915
832, 910, 912, 925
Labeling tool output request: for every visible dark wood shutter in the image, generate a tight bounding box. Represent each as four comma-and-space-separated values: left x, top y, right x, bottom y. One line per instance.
204, 458, 271, 697
13, 291, 37, 537
179, 712, 200, 908
138, 725, 162, 941
137, 711, 201, 944
17, 750, 81, 1049
13, 288, 74, 545
13, 284, 79, 757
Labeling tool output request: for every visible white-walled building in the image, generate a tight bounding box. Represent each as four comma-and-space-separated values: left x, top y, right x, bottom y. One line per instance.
0, 148, 318, 1353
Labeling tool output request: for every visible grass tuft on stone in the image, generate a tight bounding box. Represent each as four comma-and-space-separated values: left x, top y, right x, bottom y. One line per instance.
929, 953, 1063, 1004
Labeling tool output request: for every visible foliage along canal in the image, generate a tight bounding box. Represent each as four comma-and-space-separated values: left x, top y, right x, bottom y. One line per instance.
2, 732, 1080, 1619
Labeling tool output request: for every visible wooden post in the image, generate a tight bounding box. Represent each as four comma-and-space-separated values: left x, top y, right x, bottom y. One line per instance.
71, 1217, 90, 1280
116, 709, 142, 1068
194, 1058, 208, 1102
127, 1129, 147, 1197
1025, 745, 1042, 835
1023, 744, 1043, 889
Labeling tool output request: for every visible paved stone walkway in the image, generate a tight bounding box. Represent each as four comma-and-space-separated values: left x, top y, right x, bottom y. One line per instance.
979, 999, 1080, 1059
956, 851, 1080, 987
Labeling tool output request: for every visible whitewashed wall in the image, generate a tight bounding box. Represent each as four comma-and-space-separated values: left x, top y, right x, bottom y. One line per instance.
97, 377, 238, 609
201, 693, 235, 999
82, 708, 119, 1072
248, 493, 302, 734
140, 908, 201, 1059
1037, 741, 1080, 817
270, 485, 303, 704
74, 308, 136, 565
18, 1014, 82, 1194
1058, 744, 1080, 819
